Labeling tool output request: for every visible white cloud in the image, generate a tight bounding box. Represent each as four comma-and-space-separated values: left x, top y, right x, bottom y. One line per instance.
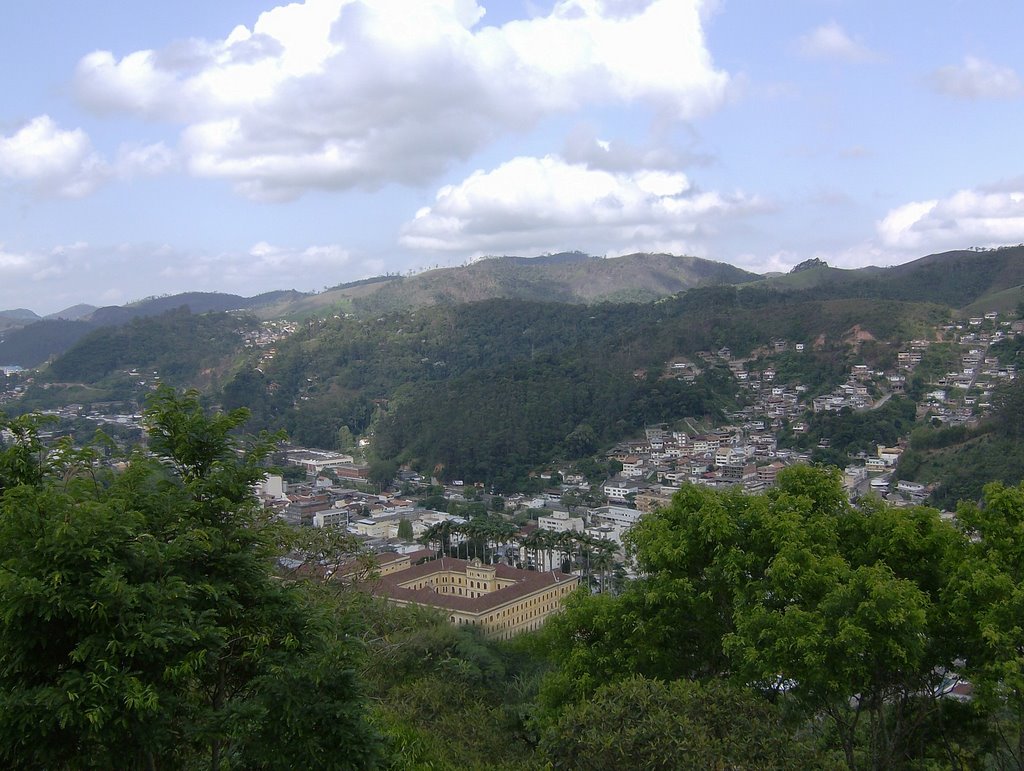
878, 188, 1024, 253
796, 21, 876, 63
74, 0, 728, 200
157, 241, 353, 288
0, 244, 32, 274
929, 56, 1024, 100
730, 249, 800, 275
0, 116, 106, 197
0, 117, 178, 197
562, 123, 711, 172
114, 142, 178, 178
399, 155, 765, 256
0, 238, 365, 314
0, 242, 93, 294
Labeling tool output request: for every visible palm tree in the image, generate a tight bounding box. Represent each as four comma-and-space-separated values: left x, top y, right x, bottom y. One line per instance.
540, 529, 559, 573
435, 518, 456, 558
574, 532, 599, 585
418, 523, 443, 559
492, 520, 519, 565
458, 520, 476, 561
480, 516, 501, 564
556, 530, 576, 574
519, 530, 544, 570
592, 539, 618, 594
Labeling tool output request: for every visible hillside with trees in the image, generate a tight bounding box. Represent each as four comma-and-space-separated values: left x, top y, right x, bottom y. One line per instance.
9, 283, 954, 489
217, 289, 946, 488
9, 310, 259, 414
10, 245, 1024, 496
897, 377, 1024, 508
4, 246, 1024, 367
755, 245, 1024, 310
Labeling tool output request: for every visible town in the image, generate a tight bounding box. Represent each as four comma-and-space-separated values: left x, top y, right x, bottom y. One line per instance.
2, 304, 1021, 641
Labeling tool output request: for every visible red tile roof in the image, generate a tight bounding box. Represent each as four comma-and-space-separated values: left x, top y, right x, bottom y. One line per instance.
366, 556, 577, 613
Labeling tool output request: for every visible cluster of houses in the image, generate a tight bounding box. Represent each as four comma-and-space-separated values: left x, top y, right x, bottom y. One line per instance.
257, 460, 610, 638
604, 332, 1002, 511
599, 422, 809, 506
241, 319, 299, 372
916, 329, 1018, 426
0, 368, 28, 407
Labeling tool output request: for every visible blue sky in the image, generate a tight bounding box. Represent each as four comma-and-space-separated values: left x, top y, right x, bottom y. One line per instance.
2, 0, 1023, 314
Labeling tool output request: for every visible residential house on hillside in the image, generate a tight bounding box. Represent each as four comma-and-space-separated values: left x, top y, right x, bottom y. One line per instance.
603, 477, 639, 502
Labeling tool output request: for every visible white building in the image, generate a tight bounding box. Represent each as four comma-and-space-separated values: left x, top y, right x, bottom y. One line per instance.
603, 479, 639, 502
538, 510, 585, 534
590, 505, 643, 530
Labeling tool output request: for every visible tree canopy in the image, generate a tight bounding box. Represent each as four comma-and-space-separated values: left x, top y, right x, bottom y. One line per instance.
537, 466, 985, 769
0, 388, 378, 769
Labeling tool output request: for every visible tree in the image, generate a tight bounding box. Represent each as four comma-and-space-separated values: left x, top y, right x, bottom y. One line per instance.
565, 421, 598, 456
368, 457, 399, 492
336, 425, 356, 453
0, 412, 52, 493
397, 517, 414, 540
954, 481, 1024, 768
539, 676, 825, 770
0, 388, 378, 769
541, 467, 964, 768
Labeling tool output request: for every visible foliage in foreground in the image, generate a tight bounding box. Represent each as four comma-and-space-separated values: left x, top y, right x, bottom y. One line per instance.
5, 395, 1024, 770
537, 466, 1024, 769
539, 676, 827, 770
360, 602, 544, 770
0, 388, 378, 770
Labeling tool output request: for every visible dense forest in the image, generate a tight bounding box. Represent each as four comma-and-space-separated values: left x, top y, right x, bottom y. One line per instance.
218, 290, 946, 489
11, 310, 259, 413
3, 397, 1024, 769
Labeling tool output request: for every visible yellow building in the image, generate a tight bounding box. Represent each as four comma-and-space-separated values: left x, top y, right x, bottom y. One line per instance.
367, 555, 580, 640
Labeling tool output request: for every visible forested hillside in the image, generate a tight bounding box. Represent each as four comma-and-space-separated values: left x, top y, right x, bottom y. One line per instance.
341, 252, 761, 315
4, 246, 1022, 368
220, 287, 948, 489
756, 245, 1024, 310
11, 310, 258, 412
897, 377, 1024, 507
18, 261, 1019, 493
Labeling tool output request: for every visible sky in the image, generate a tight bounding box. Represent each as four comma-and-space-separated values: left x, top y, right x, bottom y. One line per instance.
2, 0, 1024, 314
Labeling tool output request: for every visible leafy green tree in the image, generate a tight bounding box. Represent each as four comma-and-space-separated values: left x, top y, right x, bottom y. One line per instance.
0, 388, 378, 769
397, 517, 414, 540
541, 467, 964, 769
954, 480, 1024, 768
539, 676, 827, 770
368, 457, 399, 491
564, 423, 597, 458
337, 425, 356, 453
0, 412, 52, 492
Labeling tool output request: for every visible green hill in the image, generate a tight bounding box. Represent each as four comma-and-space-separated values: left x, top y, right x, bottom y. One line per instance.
217, 288, 950, 489
0, 320, 95, 367
325, 252, 761, 317
752, 246, 1024, 310
12, 310, 257, 412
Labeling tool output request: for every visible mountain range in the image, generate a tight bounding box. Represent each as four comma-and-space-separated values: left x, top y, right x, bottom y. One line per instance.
2, 246, 1023, 369
5, 243, 1024, 499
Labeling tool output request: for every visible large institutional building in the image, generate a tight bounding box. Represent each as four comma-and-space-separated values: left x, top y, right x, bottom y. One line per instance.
365, 554, 580, 640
